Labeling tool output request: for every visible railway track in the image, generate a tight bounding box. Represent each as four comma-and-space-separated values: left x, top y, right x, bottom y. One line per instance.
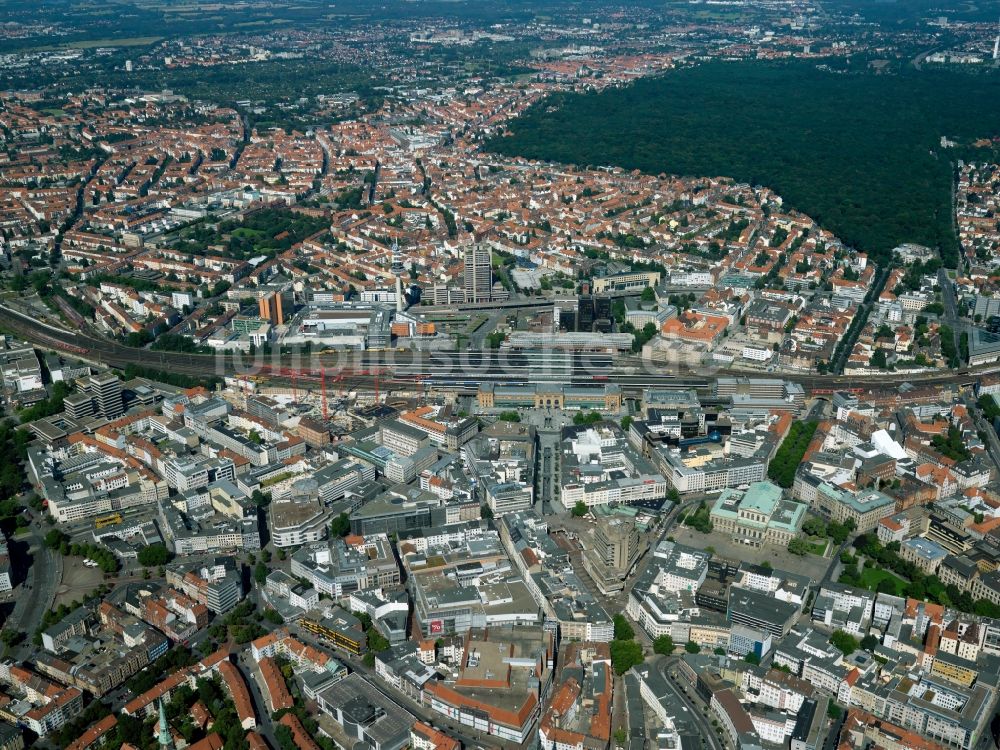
0, 304, 989, 393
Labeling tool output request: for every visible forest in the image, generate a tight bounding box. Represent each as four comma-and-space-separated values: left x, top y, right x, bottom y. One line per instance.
489, 62, 1000, 267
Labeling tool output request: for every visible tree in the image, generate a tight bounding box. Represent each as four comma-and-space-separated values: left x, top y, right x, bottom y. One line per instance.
767, 421, 820, 487
802, 517, 827, 537
787, 538, 811, 556
367, 627, 390, 654
232, 624, 264, 644
931, 425, 971, 462
744, 652, 761, 665
44, 529, 69, 549
250, 490, 271, 507
254, 562, 269, 586
19, 381, 71, 422
572, 501, 589, 517
653, 635, 675, 655
828, 519, 854, 545
614, 727, 628, 747
683, 503, 713, 533
330, 513, 351, 538
573, 411, 604, 426
613, 615, 635, 642
480, 504, 494, 520
640, 286, 656, 302
876, 578, 900, 595
684, 641, 700, 654
860, 634, 879, 651
137, 543, 170, 567
275, 724, 296, 750
125, 329, 153, 348
830, 629, 860, 656
620, 416, 634, 431
353, 612, 373, 632
609, 639, 644, 675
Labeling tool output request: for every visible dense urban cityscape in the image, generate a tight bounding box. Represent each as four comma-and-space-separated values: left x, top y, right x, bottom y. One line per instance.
1, 2, 1000, 750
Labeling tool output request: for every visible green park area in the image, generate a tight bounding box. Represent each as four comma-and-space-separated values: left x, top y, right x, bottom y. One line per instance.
858, 567, 909, 596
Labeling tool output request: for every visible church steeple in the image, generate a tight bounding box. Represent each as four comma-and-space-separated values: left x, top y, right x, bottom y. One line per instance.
157, 698, 174, 749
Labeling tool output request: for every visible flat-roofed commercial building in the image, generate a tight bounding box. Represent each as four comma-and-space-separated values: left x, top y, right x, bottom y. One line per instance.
316, 673, 415, 750
424, 626, 554, 744
591, 271, 661, 294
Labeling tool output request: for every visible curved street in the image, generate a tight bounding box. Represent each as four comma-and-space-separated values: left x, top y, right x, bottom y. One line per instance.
654, 656, 728, 750
7, 526, 63, 661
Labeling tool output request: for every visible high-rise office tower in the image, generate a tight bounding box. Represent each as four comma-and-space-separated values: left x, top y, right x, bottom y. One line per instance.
259, 292, 284, 325
593, 517, 641, 572
87, 372, 124, 420
463, 243, 493, 304
391, 240, 405, 313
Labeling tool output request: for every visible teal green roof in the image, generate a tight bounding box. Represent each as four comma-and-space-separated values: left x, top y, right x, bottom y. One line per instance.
713, 480, 782, 518
711, 480, 806, 533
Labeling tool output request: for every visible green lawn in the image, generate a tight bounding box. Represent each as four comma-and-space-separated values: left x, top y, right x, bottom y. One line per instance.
231, 227, 265, 239
859, 567, 908, 596
805, 538, 828, 556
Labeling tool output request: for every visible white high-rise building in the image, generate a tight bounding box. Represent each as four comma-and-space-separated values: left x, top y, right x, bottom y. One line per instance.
463, 243, 492, 304
391, 240, 405, 313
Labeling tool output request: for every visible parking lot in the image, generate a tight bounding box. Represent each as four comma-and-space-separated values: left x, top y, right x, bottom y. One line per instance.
53, 555, 106, 607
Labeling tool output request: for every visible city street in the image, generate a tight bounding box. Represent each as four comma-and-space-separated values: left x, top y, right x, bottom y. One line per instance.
964, 394, 1000, 475
7, 526, 62, 655
284, 624, 514, 750
938, 266, 964, 356
234, 651, 279, 748
655, 657, 728, 750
